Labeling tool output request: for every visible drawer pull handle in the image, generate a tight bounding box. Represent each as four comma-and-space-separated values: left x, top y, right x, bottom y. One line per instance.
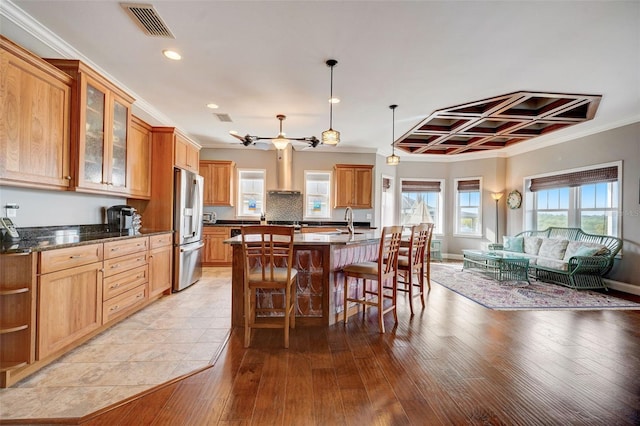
111, 264, 119, 269
136, 275, 142, 279
110, 284, 120, 289
69, 255, 82, 259
136, 294, 143, 299
110, 305, 119, 311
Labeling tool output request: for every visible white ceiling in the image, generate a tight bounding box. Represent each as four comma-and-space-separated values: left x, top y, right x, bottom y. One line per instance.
2, 1, 639, 159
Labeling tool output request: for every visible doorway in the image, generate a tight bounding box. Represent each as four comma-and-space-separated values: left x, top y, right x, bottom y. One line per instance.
380, 175, 395, 227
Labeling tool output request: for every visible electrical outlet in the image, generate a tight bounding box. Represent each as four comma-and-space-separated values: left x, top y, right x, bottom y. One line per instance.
6, 203, 18, 218
366, 213, 372, 220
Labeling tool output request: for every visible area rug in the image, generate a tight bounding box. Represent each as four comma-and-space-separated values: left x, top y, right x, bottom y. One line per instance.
430, 262, 640, 311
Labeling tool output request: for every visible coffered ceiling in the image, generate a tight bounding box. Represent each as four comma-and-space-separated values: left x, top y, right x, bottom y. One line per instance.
1, 1, 638, 159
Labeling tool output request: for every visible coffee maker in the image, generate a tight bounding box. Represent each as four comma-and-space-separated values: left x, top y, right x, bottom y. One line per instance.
106, 205, 137, 234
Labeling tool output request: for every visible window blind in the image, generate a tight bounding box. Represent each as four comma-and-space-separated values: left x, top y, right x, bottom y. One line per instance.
529, 166, 618, 192
457, 179, 480, 192
401, 180, 441, 192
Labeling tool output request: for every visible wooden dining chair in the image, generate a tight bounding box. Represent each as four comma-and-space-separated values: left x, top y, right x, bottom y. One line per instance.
396, 222, 434, 315
241, 225, 297, 348
342, 225, 403, 333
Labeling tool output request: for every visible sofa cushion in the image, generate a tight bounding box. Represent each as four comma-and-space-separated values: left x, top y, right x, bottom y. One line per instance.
523, 237, 542, 255
536, 257, 569, 271
503, 236, 524, 253
563, 241, 608, 260
538, 238, 569, 260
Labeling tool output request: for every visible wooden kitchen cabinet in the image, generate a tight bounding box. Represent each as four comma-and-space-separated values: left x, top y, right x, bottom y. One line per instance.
37, 244, 104, 360
200, 160, 235, 206
148, 233, 173, 298
203, 226, 231, 266
0, 252, 37, 387
0, 36, 73, 190
127, 116, 152, 199
175, 134, 200, 173
45, 59, 135, 196
334, 164, 373, 208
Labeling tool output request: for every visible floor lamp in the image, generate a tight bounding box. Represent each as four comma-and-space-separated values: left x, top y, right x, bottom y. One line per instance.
491, 192, 504, 244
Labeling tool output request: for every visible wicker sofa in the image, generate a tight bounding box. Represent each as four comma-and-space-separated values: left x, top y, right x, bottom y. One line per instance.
489, 227, 622, 290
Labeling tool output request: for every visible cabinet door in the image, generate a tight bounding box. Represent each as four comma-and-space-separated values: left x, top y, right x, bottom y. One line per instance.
108, 94, 130, 191
334, 167, 355, 208
203, 227, 230, 265
174, 136, 199, 172
201, 161, 234, 206
127, 116, 151, 198
0, 39, 72, 189
81, 79, 108, 189
149, 245, 172, 298
37, 262, 103, 359
353, 167, 372, 208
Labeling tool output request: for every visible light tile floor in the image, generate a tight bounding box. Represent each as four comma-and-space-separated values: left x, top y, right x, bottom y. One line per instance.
0, 267, 232, 420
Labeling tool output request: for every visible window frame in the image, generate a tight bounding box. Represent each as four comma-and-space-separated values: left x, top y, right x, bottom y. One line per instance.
524, 161, 622, 237
453, 177, 483, 237
399, 178, 445, 235
236, 168, 266, 219
303, 170, 332, 220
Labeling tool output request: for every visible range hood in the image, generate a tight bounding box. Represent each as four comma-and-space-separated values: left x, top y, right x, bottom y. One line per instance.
268, 145, 301, 195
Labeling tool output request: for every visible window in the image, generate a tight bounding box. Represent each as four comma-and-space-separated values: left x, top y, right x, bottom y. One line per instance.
304, 171, 332, 219
526, 163, 620, 236
237, 169, 265, 218
400, 179, 444, 234
455, 178, 482, 236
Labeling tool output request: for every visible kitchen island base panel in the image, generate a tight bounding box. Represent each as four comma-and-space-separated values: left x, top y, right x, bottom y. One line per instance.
231, 239, 379, 328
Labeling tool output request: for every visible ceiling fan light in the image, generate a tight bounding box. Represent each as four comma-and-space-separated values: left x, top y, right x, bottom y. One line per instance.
322, 128, 340, 145
386, 153, 400, 166
272, 136, 290, 150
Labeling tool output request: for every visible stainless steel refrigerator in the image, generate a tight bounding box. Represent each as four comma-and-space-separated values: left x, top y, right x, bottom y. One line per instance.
173, 168, 204, 291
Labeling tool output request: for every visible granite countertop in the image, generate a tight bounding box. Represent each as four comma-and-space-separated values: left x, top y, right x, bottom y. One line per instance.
225, 229, 381, 246
204, 220, 374, 229
1, 225, 173, 254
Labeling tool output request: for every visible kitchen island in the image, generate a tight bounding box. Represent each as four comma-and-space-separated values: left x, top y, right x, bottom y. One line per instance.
226, 230, 382, 327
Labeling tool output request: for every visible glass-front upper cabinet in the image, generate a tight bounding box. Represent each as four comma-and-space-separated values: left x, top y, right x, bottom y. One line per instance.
45, 59, 134, 195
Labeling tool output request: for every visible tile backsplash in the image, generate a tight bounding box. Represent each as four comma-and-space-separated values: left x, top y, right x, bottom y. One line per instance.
266, 193, 303, 222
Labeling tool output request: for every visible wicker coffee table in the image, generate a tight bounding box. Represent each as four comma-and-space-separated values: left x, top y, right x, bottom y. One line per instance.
462, 249, 530, 284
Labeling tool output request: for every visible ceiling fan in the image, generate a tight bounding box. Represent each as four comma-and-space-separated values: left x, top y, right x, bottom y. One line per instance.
230, 114, 320, 150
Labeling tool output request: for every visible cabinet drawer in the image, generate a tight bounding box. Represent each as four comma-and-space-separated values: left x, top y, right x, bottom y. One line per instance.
102, 284, 147, 324
104, 237, 149, 259
150, 233, 172, 249
39, 244, 103, 274
103, 265, 148, 301
103, 251, 148, 277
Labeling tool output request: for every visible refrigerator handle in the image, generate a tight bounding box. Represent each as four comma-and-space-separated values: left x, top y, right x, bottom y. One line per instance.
192, 177, 202, 237
180, 242, 205, 253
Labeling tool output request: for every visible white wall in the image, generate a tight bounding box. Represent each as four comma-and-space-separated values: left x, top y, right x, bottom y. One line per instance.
0, 186, 127, 227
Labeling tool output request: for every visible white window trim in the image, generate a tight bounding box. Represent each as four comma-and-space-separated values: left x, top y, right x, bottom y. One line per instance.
453, 176, 483, 238
303, 170, 333, 220
236, 168, 266, 219
399, 178, 445, 236
523, 161, 622, 236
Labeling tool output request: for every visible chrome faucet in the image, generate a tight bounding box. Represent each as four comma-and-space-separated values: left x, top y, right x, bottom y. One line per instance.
344, 206, 354, 234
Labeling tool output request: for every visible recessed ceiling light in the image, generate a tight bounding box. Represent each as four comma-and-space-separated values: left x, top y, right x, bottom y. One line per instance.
329, 97, 340, 104
206, 103, 219, 109
162, 49, 181, 60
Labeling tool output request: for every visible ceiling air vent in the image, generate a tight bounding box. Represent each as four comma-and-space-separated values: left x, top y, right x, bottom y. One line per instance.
120, 3, 175, 38
215, 113, 233, 123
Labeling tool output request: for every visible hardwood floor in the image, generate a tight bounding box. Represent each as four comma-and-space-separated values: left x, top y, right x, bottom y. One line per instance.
15, 267, 640, 425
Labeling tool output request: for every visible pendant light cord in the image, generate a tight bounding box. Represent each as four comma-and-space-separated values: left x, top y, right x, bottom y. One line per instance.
390, 104, 397, 155
329, 64, 334, 129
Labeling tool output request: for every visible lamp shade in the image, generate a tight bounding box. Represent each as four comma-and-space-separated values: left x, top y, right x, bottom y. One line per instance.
272, 135, 290, 150
386, 154, 400, 165
491, 192, 504, 201
322, 128, 340, 145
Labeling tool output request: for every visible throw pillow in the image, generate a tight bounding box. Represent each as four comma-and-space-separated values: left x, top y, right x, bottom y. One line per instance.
539, 238, 569, 260
502, 236, 524, 253
573, 246, 601, 257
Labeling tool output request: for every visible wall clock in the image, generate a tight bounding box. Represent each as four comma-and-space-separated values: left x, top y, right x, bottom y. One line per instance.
507, 190, 522, 209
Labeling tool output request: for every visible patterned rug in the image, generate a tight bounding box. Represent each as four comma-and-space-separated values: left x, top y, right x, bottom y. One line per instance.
430, 262, 640, 311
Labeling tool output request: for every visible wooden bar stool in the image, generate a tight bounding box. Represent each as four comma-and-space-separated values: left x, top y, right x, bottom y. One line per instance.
396, 223, 434, 315
241, 225, 297, 348
342, 225, 403, 333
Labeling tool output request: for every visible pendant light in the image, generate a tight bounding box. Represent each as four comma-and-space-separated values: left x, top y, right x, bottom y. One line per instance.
271, 114, 290, 150
322, 59, 340, 145
386, 104, 400, 165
